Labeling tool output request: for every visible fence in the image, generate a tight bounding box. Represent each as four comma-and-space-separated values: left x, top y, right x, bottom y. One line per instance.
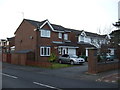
2, 53, 11, 63
2, 52, 52, 68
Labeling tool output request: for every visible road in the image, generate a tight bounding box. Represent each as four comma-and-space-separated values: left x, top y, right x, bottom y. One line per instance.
2, 63, 119, 89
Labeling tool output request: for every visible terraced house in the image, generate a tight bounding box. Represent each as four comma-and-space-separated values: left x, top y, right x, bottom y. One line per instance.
14, 19, 108, 62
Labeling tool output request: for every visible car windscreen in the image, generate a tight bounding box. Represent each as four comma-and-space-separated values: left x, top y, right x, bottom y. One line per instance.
69, 55, 78, 58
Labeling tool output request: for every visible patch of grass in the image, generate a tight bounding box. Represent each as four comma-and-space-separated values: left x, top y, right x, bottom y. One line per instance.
50, 63, 73, 69
27, 63, 76, 69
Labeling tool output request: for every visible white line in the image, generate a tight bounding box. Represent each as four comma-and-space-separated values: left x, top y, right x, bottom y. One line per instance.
0, 73, 18, 79
33, 81, 62, 90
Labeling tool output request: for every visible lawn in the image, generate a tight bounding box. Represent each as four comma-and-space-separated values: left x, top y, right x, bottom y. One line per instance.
50, 63, 73, 69
28, 62, 74, 69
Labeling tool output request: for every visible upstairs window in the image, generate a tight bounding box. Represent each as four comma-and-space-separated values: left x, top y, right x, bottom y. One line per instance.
41, 29, 50, 38
58, 32, 62, 39
64, 34, 68, 40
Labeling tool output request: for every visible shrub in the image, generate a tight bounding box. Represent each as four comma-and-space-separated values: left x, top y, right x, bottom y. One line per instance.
48, 53, 57, 62
97, 55, 102, 62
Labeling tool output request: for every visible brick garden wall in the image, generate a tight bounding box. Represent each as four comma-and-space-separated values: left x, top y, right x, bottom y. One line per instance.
26, 61, 52, 68
88, 49, 120, 74
97, 62, 120, 73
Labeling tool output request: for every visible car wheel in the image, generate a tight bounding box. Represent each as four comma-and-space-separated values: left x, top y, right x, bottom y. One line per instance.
70, 61, 74, 65
59, 60, 62, 64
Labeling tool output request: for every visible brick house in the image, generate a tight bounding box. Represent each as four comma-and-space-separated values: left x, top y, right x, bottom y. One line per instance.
13, 19, 109, 62
14, 19, 79, 62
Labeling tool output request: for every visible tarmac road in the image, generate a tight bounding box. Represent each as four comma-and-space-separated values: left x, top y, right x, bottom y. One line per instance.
2, 62, 119, 89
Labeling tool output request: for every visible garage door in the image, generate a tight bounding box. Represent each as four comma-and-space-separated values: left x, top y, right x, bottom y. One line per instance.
68, 48, 76, 55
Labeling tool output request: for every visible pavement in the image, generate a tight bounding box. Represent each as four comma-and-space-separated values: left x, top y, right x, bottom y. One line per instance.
2, 62, 120, 84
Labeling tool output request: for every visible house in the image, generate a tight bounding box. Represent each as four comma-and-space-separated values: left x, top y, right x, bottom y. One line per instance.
66, 29, 108, 57
6, 37, 15, 53
0, 39, 7, 53
14, 19, 79, 61
13, 19, 110, 62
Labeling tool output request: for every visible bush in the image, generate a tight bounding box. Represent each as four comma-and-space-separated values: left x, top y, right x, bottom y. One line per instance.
48, 53, 57, 62
97, 55, 102, 62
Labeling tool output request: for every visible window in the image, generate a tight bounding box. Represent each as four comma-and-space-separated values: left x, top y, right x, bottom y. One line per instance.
40, 47, 50, 56
58, 32, 62, 39
58, 48, 62, 54
80, 35, 84, 42
64, 34, 68, 40
41, 29, 50, 38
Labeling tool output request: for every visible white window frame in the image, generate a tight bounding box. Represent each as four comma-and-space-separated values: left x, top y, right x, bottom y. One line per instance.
58, 32, 62, 39
40, 47, 50, 56
64, 34, 68, 40
41, 29, 51, 38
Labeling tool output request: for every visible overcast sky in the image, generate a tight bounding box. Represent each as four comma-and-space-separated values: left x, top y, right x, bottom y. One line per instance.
0, 0, 119, 39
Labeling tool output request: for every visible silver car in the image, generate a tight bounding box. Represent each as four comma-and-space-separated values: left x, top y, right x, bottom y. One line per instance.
58, 54, 85, 65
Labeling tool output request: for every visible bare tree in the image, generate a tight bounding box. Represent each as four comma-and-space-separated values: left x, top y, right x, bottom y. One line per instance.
97, 24, 115, 35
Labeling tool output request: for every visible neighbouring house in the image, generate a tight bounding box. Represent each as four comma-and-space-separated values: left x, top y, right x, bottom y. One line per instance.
0, 39, 7, 53
66, 29, 108, 57
6, 37, 15, 53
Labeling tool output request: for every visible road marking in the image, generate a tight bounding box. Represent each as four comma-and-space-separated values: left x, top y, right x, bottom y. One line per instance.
33, 81, 62, 90
0, 73, 18, 79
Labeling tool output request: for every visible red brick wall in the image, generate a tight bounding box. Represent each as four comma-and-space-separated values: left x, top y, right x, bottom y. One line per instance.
37, 24, 70, 61
26, 60, 52, 68
15, 20, 37, 52
88, 49, 120, 74
97, 62, 120, 73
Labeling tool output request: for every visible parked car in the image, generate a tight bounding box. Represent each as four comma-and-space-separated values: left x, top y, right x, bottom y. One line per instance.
100, 55, 114, 61
58, 54, 85, 65
106, 55, 114, 61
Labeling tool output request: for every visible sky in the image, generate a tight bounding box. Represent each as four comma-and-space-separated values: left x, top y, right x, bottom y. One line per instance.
0, 0, 119, 39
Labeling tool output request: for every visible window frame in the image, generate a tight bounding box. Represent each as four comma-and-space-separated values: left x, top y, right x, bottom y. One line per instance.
64, 34, 68, 40
40, 47, 51, 56
40, 29, 51, 38
58, 32, 62, 39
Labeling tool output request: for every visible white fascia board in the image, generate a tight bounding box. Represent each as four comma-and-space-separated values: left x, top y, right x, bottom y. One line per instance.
81, 31, 86, 36
40, 20, 54, 31
53, 30, 64, 33
40, 20, 70, 33
58, 46, 79, 48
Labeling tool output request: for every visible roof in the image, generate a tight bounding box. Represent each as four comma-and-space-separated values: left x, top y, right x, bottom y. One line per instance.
54, 42, 79, 47
7, 37, 15, 41
25, 19, 69, 32
77, 42, 96, 48
15, 50, 33, 54
16, 19, 106, 38
25, 19, 47, 28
